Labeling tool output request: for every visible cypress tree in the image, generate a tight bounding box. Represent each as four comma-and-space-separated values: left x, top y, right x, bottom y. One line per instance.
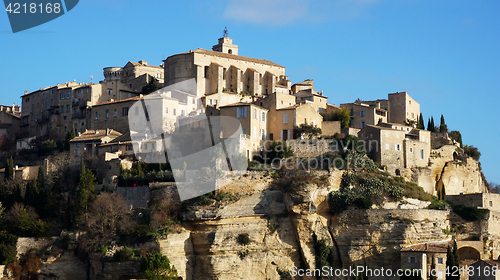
440, 114, 448, 133
427, 118, 432, 132
11, 183, 24, 205
4, 157, 14, 181
418, 113, 425, 129
76, 164, 96, 214
430, 116, 436, 132
24, 181, 39, 209
430, 256, 437, 280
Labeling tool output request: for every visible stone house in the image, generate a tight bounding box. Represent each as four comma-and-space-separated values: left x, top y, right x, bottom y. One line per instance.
272, 103, 323, 141
98, 132, 134, 159
358, 123, 431, 174
219, 102, 268, 159
446, 193, 500, 211
0, 109, 21, 137
469, 260, 500, 280
292, 79, 328, 113
90, 96, 141, 135
387, 91, 420, 125
163, 36, 291, 104
340, 101, 388, 129
0, 165, 40, 181
401, 241, 451, 280
69, 129, 122, 159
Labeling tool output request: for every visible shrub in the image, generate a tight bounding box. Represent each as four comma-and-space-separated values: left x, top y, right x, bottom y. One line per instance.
463, 145, 481, 161
0, 232, 18, 247
312, 232, 333, 270
140, 253, 178, 280
61, 234, 70, 250
452, 204, 489, 221
97, 246, 108, 254
239, 249, 251, 259
277, 267, 293, 280
267, 141, 294, 161
237, 233, 250, 245
0, 244, 17, 265
268, 222, 279, 234
113, 247, 136, 262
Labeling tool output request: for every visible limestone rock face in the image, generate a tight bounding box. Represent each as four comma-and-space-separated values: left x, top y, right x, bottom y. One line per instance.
39, 251, 87, 280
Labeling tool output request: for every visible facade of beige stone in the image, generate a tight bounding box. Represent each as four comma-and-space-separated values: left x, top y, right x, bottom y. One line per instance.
401, 242, 450, 280
219, 102, 268, 159
292, 79, 328, 113
340, 101, 388, 129
272, 103, 323, 141
358, 123, 431, 173
163, 37, 291, 107
69, 129, 122, 159
388, 91, 420, 125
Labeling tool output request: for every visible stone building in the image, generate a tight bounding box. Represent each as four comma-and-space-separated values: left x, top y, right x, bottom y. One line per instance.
273, 103, 323, 141
400, 241, 451, 280
469, 260, 500, 280
219, 102, 268, 159
358, 123, 431, 174
340, 100, 388, 129
0, 106, 21, 137
291, 79, 328, 113
387, 91, 420, 125
163, 36, 291, 107
69, 128, 122, 158
445, 193, 500, 212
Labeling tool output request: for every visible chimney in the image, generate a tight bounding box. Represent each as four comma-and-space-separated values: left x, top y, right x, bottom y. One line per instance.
15, 165, 18, 170
106, 128, 110, 135
24, 90, 28, 95
139, 60, 147, 66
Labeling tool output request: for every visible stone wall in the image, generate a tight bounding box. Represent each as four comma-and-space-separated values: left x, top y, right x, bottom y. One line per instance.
321, 121, 341, 137
116, 186, 151, 209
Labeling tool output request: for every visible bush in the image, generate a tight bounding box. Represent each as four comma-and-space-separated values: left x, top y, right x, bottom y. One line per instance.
463, 145, 481, 161
61, 235, 70, 250
113, 247, 136, 262
267, 141, 294, 161
239, 249, 251, 259
97, 246, 108, 254
140, 253, 178, 280
452, 204, 489, 221
312, 232, 334, 270
0, 244, 17, 265
277, 267, 293, 280
0, 232, 18, 247
237, 233, 250, 245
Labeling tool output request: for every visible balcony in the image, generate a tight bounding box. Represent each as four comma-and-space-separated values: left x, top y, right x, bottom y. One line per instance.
72, 112, 87, 119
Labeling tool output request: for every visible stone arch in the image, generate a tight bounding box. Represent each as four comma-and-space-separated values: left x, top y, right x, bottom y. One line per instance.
457, 246, 481, 261
395, 169, 401, 176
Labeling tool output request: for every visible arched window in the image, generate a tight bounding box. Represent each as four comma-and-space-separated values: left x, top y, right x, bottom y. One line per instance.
228, 49, 232, 54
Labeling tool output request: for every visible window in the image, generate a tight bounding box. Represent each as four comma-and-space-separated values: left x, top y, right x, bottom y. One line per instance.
360, 111, 365, 117
260, 129, 266, 140
181, 110, 185, 116
253, 126, 257, 138
236, 107, 248, 118
385, 144, 389, 150
261, 112, 266, 122
108, 89, 112, 95
114, 109, 117, 117
122, 107, 129, 116
61, 106, 64, 112
204, 66, 209, 78
283, 113, 289, 124
270, 133, 273, 141
66, 105, 69, 112
409, 148, 413, 153
360, 121, 366, 128
409, 257, 416, 264
420, 149, 424, 159
223, 68, 226, 80
152, 143, 156, 150
95, 112, 98, 119
253, 108, 257, 119
75, 148, 79, 157
165, 107, 169, 114
437, 258, 443, 264
173, 109, 176, 115
395, 144, 401, 151
106, 110, 109, 118
490, 201, 493, 207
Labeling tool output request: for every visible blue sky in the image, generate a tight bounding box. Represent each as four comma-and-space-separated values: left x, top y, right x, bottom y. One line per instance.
1, 0, 499, 183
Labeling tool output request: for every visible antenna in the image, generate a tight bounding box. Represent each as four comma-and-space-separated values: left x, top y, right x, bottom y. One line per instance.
90, 75, 93, 83
223, 27, 228, 38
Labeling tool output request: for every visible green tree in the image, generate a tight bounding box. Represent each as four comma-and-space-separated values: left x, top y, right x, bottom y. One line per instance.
267, 141, 294, 161
76, 164, 96, 214
430, 116, 436, 132
463, 145, 481, 161
293, 123, 322, 139
64, 128, 76, 150
141, 253, 178, 280
24, 181, 39, 210
417, 113, 425, 129
440, 114, 448, 133
322, 107, 351, 128
4, 157, 14, 181
446, 242, 460, 280
11, 183, 24, 205
427, 118, 432, 132
141, 78, 160, 95
449, 131, 463, 148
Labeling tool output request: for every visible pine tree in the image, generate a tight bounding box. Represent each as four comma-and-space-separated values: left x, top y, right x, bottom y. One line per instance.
440, 114, 448, 133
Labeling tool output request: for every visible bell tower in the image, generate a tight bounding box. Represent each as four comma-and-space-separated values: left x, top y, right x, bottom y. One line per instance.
212, 27, 238, 55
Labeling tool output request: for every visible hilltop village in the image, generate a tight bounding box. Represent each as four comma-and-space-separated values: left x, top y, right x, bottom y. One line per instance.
0, 35, 497, 280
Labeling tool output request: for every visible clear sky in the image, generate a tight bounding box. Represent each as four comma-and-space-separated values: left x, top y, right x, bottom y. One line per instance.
1, 0, 499, 183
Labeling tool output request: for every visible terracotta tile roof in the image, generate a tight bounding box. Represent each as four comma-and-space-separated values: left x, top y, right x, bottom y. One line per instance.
219, 102, 268, 111
276, 104, 300, 111
70, 129, 122, 142
401, 241, 452, 253
125, 61, 163, 69
92, 96, 141, 107
166, 48, 284, 68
